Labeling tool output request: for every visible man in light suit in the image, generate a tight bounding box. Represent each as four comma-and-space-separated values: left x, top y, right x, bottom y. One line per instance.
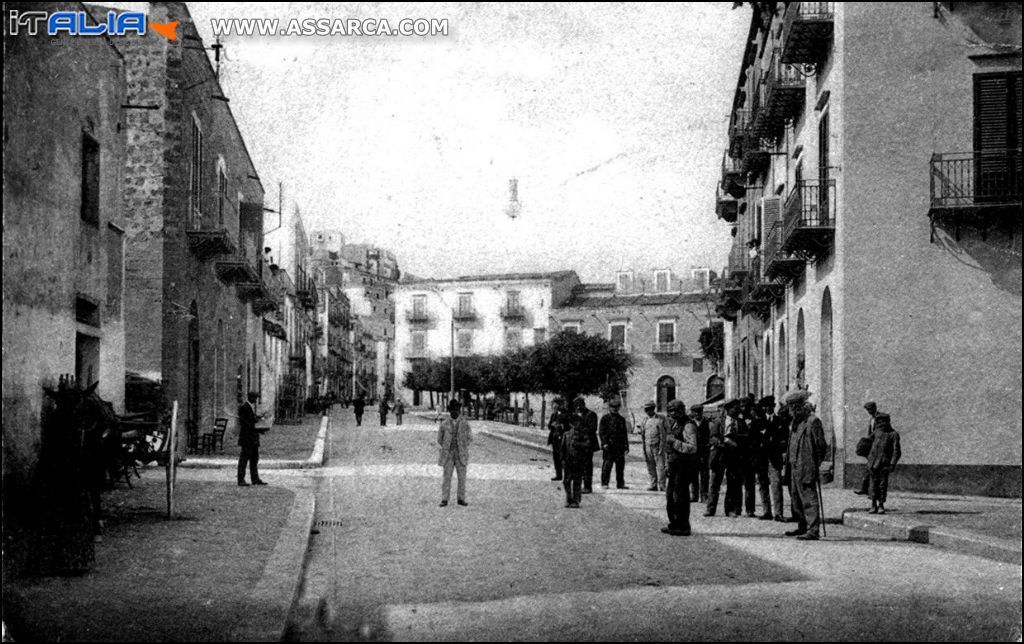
437, 398, 472, 507
783, 389, 828, 541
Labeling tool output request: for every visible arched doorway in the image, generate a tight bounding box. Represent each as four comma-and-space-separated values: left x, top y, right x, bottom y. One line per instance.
778, 322, 787, 396
187, 301, 200, 451
821, 289, 835, 460
796, 309, 806, 389
706, 375, 724, 401
656, 375, 676, 413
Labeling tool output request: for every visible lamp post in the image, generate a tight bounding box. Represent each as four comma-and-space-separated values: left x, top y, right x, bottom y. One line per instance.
423, 285, 456, 401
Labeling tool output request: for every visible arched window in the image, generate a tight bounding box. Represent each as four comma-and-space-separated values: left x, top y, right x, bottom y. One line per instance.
778, 322, 788, 395
656, 375, 676, 413
820, 288, 835, 454
796, 310, 806, 389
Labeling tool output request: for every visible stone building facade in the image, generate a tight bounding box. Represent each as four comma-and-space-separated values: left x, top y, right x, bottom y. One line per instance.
119, 2, 270, 445
716, 2, 1021, 496
3, 2, 128, 491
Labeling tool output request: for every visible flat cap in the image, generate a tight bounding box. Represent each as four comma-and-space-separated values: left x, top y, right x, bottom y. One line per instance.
863, 401, 877, 410
608, 397, 622, 408
666, 400, 686, 412
783, 389, 811, 406
447, 398, 462, 408
758, 396, 775, 407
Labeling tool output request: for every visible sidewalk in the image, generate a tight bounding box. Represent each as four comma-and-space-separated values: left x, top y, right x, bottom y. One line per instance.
181, 413, 330, 470
2, 411, 332, 642
462, 414, 1022, 566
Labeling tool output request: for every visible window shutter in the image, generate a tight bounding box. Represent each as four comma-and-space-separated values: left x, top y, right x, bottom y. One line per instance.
974, 74, 1009, 152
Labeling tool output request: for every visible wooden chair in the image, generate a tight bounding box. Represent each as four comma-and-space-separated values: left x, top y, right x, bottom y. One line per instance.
201, 418, 229, 454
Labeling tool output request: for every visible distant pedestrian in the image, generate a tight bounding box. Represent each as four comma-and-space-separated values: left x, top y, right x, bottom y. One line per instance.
748, 400, 774, 520
237, 391, 267, 487
546, 397, 569, 481
437, 399, 472, 507
573, 397, 599, 494
560, 411, 591, 508
394, 398, 405, 426
638, 400, 667, 491
759, 396, 788, 522
690, 405, 709, 502
738, 398, 758, 518
379, 398, 389, 426
662, 400, 698, 536
353, 395, 365, 426
855, 402, 879, 496
867, 413, 901, 514
783, 389, 828, 541
704, 406, 727, 516
721, 399, 748, 518
599, 397, 630, 489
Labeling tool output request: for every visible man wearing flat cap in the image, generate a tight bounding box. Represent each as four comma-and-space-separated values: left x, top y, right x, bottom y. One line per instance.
437, 398, 472, 507
573, 396, 599, 494
662, 400, 698, 536
598, 397, 630, 489
238, 391, 268, 487
638, 400, 668, 491
783, 389, 828, 540
855, 402, 879, 496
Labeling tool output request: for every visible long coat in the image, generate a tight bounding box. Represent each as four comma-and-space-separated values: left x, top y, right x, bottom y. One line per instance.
664, 417, 698, 466
237, 402, 259, 447
598, 412, 629, 455
577, 409, 599, 453
786, 412, 828, 486
437, 415, 472, 467
867, 426, 902, 470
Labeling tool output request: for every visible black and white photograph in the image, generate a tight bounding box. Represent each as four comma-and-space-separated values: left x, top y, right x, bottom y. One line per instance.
2, 2, 1021, 641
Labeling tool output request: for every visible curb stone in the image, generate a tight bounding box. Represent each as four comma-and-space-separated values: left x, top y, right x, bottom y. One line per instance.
229, 486, 317, 642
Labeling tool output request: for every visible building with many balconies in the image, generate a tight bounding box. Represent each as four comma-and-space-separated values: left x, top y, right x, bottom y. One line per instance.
716, 2, 1021, 496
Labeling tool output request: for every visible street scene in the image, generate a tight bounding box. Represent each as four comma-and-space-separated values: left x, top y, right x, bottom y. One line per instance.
2, 1, 1022, 642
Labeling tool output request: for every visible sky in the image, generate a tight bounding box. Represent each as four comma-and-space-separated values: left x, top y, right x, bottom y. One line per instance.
184, 2, 750, 283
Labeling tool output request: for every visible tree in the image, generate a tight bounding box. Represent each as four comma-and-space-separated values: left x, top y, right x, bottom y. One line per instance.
533, 331, 632, 401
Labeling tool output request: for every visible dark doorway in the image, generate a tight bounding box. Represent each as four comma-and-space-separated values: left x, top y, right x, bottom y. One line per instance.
656, 375, 676, 413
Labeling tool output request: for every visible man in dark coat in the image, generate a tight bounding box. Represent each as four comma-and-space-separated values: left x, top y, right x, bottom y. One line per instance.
721, 399, 748, 517
690, 405, 710, 503
546, 397, 569, 481
783, 389, 828, 540
573, 397, 599, 494
662, 400, 698, 536
704, 406, 727, 516
759, 396, 788, 522
867, 412, 901, 514
748, 399, 774, 520
598, 397, 630, 489
353, 395, 365, 426
855, 401, 879, 495
560, 411, 590, 508
237, 391, 267, 486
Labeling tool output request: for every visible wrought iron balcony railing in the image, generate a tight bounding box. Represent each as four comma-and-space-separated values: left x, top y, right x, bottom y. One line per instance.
452, 308, 478, 321
781, 2, 835, 65
716, 182, 739, 222
500, 305, 527, 320
929, 150, 1022, 226
751, 48, 805, 139
722, 150, 745, 198
762, 221, 805, 282
651, 342, 681, 355
406, 310, 431, 324
782, 176, 836, 259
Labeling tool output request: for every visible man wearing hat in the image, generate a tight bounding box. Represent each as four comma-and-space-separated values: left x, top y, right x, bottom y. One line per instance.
437, 398, 472, 507
783, 389, 828, 540
573, 396, 599, 494
855, 402, 880, 496
759, 395, 788, 522
598, 397, 630, 489
638, 400, 667, 491
546, 396, 569, 481
662, 400, 698, 535
703, 404, 727, 516
689, 405, 710, 503
720, 398, 749, 517
238, 391, 268, 487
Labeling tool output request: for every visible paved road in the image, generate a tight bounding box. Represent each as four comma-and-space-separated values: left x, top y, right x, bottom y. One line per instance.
287, 412, 1022, 641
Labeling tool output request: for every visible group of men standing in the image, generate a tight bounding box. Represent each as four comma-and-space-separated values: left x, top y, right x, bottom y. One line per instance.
546, 389, 832, 541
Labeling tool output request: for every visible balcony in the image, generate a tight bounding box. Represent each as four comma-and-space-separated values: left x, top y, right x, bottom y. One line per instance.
722, 151, 745, 198
500, 304, 527, 321
750, 48, 805, 139
929, 150, 1022, 233
452, 308, 477, 322
295, 266, 317, 310
215, 256, 259, 285
716, 183, 739, 222
187, 228, 236, 261
782, 176, 836, 259
762, 221, 805, 282
727, 242, 751, 280
262, 318, 286, 341
406, 310, 431, 325
781, 2, 835, 65
405, 344, 428, 359
728, 109, 751, 159
651, 342, 681, 355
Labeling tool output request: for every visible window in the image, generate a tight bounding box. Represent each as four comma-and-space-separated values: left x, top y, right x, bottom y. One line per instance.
457, 293, 473, 316
411, 331, 425, 353
609, 322, 626, 349
217, 160, 227, 227
562, 322, 581, 334
507, 290, 521, 312
412, 294, 426, 317
80, 132, 100, 226
505, 328, 522, 350
457, 330, 472, 353
657, 321, 675, 344
974, 72, 1022, 198
617, 271, 633, 292
533, 328, 547, 344
654, 270, 670, 293
692, 358, 704, 373
189, 115, 203, 228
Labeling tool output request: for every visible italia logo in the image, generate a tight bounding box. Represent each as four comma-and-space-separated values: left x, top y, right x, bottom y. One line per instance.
8, 10, 179, 40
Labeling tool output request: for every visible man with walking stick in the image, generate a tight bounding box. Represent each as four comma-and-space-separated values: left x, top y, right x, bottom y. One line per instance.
782, 389, 828, 541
